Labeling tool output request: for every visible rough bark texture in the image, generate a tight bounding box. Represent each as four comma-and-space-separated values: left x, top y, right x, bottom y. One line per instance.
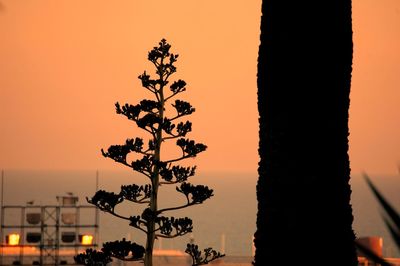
254, 1, 358, 265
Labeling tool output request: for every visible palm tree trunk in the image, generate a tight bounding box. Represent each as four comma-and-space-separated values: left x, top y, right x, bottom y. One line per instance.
254, 1, 358, 265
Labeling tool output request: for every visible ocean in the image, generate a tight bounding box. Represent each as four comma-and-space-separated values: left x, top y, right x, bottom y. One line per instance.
0, 170, 399, 258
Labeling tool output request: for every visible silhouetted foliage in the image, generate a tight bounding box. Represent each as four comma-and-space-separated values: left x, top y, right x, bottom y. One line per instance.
75, 239, 145, 265
355, 173, 400, 266
102, 239, 145, 261
75, 39, 223, 266
185, 244, 225, 266
74, 249, 112, 266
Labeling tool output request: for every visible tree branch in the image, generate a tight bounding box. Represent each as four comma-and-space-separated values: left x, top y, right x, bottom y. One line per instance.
159, 180, 179, 185
130, 224, 149, 235
164, 155, 191, 164
162, 134, 180, 141
155, 232, 189, 239
132, 169, 151, 179
104, 210, 131, 221
164, 91, 181, 102
124, 198, 151, 204
157, 202, 195, 214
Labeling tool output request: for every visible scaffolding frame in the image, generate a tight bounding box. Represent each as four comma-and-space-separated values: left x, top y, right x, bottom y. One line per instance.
0, 203, 98, 265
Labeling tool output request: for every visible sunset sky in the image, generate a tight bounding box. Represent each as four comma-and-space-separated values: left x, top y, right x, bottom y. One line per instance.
0, 0, 399, 176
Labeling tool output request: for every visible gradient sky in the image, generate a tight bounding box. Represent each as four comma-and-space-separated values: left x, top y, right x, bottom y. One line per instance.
0, 0, 399, 175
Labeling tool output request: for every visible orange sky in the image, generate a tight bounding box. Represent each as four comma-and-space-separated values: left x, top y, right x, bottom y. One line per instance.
0, 0, 399, 175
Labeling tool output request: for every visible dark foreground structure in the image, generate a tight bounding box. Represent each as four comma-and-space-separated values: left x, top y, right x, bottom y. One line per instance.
254, 1, 358, 266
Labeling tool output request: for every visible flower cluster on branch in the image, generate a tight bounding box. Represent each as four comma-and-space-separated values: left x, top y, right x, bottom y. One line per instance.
101, 138, 146, 165
132, 155, 153, 176
74, 248, 112, 266
160, 165, 196, 184
172, 100, 195, 117
170, 79, 186, 94
75, 239, 145, 265
120, 184, 151, 204
102, 239, 145, 261
176, 138, 207, 158
185, 244, 225, 266
87, 184, 152, 216
128, 210, 193, 238
156, 216, 193, 237
177, 183, 214, 204
87, 190, 123, 213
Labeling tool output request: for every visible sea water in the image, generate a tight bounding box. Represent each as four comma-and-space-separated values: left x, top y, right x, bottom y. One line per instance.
0, 170, 399, 257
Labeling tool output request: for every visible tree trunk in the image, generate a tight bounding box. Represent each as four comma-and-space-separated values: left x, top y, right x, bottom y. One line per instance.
144, 77, 165, 266
254, 1, 358, 265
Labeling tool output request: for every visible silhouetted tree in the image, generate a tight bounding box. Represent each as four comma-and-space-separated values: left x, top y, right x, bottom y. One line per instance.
75, 39, 223, 266
254, 1, 358, 266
